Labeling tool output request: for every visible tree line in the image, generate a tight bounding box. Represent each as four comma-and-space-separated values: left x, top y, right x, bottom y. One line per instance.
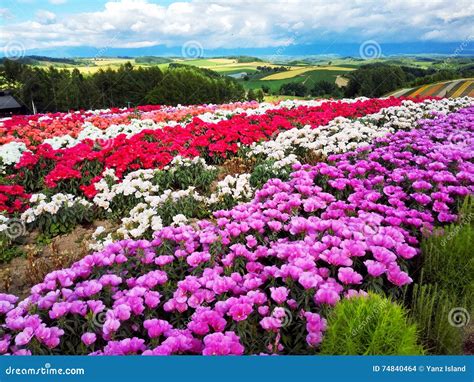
0, 60, 246, 113
344, 63, 474, 97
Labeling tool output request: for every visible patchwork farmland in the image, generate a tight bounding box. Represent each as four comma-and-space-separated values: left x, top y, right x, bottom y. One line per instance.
391, 78, 474, 98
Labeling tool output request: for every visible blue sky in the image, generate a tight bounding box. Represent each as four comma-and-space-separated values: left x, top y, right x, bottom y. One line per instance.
1, 0, 473, 56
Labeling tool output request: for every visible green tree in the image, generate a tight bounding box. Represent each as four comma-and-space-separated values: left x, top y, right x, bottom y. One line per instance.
247, 88, 256, 101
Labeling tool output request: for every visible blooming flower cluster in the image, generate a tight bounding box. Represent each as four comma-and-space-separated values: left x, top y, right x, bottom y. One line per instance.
1, 105, 472, 355
249, 97, 473, 160
5, 97, 470, 247
0, 97, 419, 214
0, 102, 262, 148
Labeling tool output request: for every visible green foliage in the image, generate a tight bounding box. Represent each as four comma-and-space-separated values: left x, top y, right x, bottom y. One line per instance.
32, 202, 95, 240
134, 56, 172, 64
320, 294, 424, 355
279, 82, 308, 97
419, 197, 474, 303
310, 80, 342, 97
410, 67, 474, 87
406, 282, 464, 354
220, 56, 263, 63
154, 161, 218, 195
249, 160, 292, 189
145, 65, 245, 106
0, 236, 23, 263
345, 63, 407, 97
156, 195, 208, 227
0, 60, 245, 113
404, 196, 474, 354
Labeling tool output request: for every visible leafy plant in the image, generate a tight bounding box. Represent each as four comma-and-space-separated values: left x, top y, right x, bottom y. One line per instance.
406, 282, 464, 354
419, 196, 474, 304
404, 196, 474, 354
249, 160, 292, 189
320, 294, 424, 355
154, 160, 218, 194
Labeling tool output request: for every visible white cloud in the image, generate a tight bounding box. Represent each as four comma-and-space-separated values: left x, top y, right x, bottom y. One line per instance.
0, 8, 13, 19
35, 10, 56, 23
0, 0, 473, 50
49, 0, 67, 4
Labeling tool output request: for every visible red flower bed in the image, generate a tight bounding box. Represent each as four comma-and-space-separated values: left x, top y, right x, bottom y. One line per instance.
0, 102, 260, 148
2, 97, 427, 213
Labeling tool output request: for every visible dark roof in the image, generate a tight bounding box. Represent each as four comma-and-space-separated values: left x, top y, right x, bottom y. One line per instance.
0, 94, 22, 110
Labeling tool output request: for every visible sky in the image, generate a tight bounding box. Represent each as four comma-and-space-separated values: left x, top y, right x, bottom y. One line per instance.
1, 0, 473, 57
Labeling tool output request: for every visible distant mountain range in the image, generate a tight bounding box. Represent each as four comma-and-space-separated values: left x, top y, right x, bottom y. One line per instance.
8, 42, 474, 59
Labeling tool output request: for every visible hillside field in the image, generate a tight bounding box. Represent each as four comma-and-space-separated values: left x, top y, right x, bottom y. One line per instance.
390, 78, 474, 98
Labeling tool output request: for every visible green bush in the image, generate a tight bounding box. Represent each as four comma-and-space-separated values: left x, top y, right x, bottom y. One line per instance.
407, 282, 464, 354
404, 196, 474, 354
249, 160, 292, 189
320, 294, 424, 355
419, 196, 474, 305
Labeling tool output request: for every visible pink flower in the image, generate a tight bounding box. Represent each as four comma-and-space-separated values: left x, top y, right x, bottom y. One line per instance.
143, 319, 172, 339
270, 287, 289, 304
298, 272, 322, 289
15, 327, 34, 346
364, 260, 386, 277
396, 244, 417, 259
49, 302, 70, 319
314, 287, 340, 306
338, 267, 363, 285
144, 291, 161, 308
258, 305, 269, 316
387, 269, 413, 286
228, 303, 253, 321
202, 332, 244, 355
81, 332, 97, 346
267, 221, 282, 232
260, 317, 282, 331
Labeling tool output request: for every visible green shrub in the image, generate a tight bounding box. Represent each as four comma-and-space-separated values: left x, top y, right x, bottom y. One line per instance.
404, 196, 474, 354
407, 282, 464, 354
249, 160, 292, 189
419, 196, 474, 305
320, 294, 424, 355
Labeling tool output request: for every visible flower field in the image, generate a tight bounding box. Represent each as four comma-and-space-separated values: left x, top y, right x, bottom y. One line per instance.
0, 96, 473, 355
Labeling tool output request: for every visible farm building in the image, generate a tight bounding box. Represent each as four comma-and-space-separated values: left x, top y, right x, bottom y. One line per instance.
0, 91, 26, 116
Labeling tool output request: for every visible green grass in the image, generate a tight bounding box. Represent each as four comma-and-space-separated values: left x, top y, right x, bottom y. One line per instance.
216, 67, 257, 76
263, 95, 306, 102
239, 69, 349, 92
181, 59, 234, 67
